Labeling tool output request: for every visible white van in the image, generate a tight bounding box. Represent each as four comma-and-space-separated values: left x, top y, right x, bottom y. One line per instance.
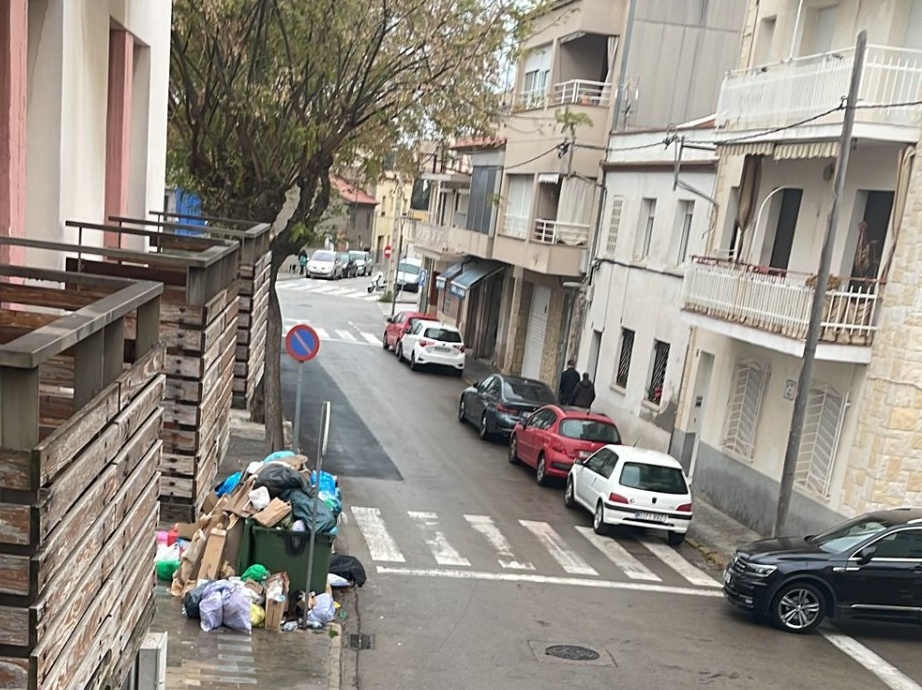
396, 257, 423, 293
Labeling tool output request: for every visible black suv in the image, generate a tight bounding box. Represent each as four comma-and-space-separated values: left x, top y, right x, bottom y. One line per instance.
724, 508, 922, 634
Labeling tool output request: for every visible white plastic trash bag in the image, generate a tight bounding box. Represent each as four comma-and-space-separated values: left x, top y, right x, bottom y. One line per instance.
307, 593, 336, 626
248, 486, 271, 511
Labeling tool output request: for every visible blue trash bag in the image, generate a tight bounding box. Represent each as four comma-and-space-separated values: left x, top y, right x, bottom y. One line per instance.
310, 470, 338, 495
215, 471, 243, 497
263, 450, 296, 464
318, 490, 342, 518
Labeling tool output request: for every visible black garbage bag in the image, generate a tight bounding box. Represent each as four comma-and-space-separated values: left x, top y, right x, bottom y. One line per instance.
279, 488, 338, 535
329, 554, 367, 587
255, 464, 311, 498
182, 579, 213, 620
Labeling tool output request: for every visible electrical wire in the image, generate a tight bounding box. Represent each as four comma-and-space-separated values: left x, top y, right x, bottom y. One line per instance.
717, 103, 845, 144
503, 144, 566, 171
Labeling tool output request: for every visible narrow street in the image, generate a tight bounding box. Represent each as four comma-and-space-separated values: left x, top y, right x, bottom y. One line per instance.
279, 278, 922, 690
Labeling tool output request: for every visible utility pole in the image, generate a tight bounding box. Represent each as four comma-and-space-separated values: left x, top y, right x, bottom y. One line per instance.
390, 213, 405, 317
773, 31, 866, 537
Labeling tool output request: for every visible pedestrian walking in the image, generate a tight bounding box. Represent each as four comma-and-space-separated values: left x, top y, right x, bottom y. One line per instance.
571, 373, 596, 409
298, 249, 308, 276
558, 359, 579, 405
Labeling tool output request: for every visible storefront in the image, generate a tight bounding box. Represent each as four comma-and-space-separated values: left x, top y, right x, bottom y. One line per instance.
435, 257, 505, 358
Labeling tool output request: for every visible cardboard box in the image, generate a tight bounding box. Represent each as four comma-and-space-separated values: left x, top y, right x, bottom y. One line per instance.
175, 522, 198, 541
264, 572, 290, 632
253, 498, 292, 528
197, 528, 227, 580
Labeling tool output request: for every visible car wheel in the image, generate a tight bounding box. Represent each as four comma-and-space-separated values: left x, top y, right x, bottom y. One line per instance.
508, 435, 520, 464
382, 332, 389, 350
771, 582, 826, 634
564, 477, 576, 509
410, 353, 419, 371
396, 342, 404, 361
667, 531, 685, 547
479, 413, 490, 441
536, 454, 550, 487
458, 398, 467, 424
593, 501, 609, 536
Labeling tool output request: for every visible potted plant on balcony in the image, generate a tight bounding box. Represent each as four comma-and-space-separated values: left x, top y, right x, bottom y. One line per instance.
805, 273, 844, 342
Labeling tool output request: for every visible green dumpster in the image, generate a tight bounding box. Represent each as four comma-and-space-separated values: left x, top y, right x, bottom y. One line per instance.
238, 519, 335, 594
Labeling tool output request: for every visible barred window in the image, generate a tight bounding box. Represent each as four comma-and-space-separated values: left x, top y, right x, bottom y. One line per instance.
646, 340, 670, 404
605, 196, 624, 255
722, 360, 769, 460
614, 328, 634, 389
795, 386, 845, 499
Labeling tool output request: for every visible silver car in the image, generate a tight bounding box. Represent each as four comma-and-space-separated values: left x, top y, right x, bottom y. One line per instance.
307, 250, 343, 280
349, 250, 373, 277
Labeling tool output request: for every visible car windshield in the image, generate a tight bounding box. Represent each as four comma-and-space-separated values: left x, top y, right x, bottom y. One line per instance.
808, 516, 893, 554
559, 419, 621, 444
398, 262, 420, 275
349, 251, 366, 261
312, 251, 335, 261
503, 380, 555, 404
423, 327, 461, 343
619, 462, 687, 494
339, 254, 349, 261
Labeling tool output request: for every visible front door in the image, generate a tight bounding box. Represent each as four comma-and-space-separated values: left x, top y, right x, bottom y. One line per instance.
688, 352, 714, 479
835, 528, 922, 618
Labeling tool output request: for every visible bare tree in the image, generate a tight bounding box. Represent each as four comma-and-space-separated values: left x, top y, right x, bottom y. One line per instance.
169, 0, 537, 451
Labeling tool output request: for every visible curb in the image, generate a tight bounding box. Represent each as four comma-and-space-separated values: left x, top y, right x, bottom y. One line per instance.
687, 536, 731, 570
327, 623, 343, 690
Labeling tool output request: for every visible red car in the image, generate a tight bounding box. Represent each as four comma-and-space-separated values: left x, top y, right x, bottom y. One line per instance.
509, 405, 622, 486
383, 310, 429, 352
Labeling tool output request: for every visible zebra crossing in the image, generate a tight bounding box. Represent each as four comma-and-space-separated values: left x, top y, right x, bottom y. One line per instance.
278, 278, 383, 302
346, 506, 722, 596
282, 318, 381, 348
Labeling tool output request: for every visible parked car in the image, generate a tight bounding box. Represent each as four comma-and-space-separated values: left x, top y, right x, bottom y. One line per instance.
349, 250, 373, 277
459, 375, 556, 442
723, 507, 922, 634
396, 257, 423, 292
397, 320, 464, 375
565, 446, 692, 546
307, 250, 343, 280
383, 310, 429, 352
339, 253, 358, 278
509, 405, 621, 485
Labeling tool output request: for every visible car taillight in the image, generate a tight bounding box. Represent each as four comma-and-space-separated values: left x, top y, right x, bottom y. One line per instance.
419, 339, 431, 347
608, 493, 629, 504
496, 403, 511, 413
676, 502, 692, 513
458, 345, 466, 353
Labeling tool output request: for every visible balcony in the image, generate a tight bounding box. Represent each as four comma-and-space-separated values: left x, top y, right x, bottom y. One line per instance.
681, 257, 880, 363
552, 80, 611, 107
533, 218, 591, 245
716, 45, 922, 142
413, 221, 493, 260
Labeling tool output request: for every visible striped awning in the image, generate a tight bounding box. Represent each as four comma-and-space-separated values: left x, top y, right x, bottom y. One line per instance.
720, 142, 774, 157
773, 141, 838, 160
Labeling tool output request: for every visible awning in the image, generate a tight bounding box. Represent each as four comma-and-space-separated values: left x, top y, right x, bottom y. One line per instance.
773, 141, 838, 160
537, 173, 560, 185
435, 261, 466, 290
449, 259, 505, 296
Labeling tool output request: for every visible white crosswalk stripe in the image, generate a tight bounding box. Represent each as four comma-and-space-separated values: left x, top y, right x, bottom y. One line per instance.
361, 332, 380, 345
363, 294, 383, 301
313, 327, 330, 340
351, 507, 405, 562
278, 279, 400, 303
465, 515, 534, 570
311, 284, 339, 293
575, 526, 660, 582
335, 329, 357, 342
347, 507, 720, 591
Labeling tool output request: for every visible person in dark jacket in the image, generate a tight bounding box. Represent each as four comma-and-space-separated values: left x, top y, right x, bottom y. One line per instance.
571, 373, 596, 409
558, 359, 579, 405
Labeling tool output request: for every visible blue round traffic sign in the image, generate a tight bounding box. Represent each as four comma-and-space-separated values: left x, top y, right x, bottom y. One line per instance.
285, 324, 321, 362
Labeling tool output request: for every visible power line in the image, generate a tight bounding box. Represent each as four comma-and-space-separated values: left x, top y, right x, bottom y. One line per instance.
503, 144, 566, 171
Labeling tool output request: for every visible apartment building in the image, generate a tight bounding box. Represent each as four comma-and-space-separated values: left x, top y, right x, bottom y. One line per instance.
578, 120, 718, 451
1, 0, 171, 267
671, 0, 922, 534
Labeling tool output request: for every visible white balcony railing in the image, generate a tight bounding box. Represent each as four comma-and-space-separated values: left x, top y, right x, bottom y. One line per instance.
413, 222, 449, 252
552, 80, 611, 107
717, 45, 922, 133
516, 89, 548, 111
682, 257, 880, 346
502, 214, 529, 239
533, 219, 591, 246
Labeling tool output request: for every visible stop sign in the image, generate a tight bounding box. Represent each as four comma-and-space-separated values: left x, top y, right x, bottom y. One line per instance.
383, 245, 392, 259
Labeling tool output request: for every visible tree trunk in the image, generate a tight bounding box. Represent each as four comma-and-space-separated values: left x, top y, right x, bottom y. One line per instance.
262, 258, 286, 452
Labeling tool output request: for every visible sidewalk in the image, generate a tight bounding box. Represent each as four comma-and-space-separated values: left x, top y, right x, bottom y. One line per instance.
150, 410, 344, 689
686, 495, 763, 569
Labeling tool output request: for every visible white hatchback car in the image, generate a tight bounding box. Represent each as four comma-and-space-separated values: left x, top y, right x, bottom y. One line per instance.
397, 320, 465, 376
565, 445, 693, 546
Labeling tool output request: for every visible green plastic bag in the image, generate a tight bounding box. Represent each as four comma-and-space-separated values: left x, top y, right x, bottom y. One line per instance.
241, 564, 269, 582
155, 559, 180, 581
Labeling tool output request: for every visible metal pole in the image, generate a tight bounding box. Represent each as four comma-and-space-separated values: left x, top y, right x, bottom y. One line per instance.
773, 31, 866, 537
292, 362, 304, 454
390, 216, 405, 317
303, 401, 331, 628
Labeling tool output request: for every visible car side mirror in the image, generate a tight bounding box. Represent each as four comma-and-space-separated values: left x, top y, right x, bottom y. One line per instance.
386, 316, 394, 323
855, 545, 877, 566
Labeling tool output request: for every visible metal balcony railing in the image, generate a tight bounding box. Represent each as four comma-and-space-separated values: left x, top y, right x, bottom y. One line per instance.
552, 79, 611, 107
533, 218, 591, 246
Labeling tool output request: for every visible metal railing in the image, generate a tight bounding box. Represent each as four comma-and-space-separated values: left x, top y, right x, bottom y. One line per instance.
681, 256, 880, 345
552, 79, 611, 107
532, 218, 591, 245
717, 44, 922, 131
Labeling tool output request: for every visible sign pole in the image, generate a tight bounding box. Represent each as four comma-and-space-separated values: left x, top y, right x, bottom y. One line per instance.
303, 401, 331, 628
292, 363, 304, 454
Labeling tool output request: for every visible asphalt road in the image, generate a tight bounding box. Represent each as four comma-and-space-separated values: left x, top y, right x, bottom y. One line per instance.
278, 276, 922, 690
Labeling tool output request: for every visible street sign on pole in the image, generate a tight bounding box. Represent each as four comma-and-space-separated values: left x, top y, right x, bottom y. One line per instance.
285, 324, 321, 455
383, 245, 392, 259
419, 268, 427, 288
302, 400, 332, 628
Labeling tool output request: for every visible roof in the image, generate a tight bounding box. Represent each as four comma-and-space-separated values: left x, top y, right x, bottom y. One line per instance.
605, 446, 684, 469
450, 136, 507, 152
330, 176, 379, 206
865, 507, 922, 524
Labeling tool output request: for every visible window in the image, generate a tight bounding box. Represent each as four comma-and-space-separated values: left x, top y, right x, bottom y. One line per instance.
605, 196, 624, 256
559, 420, 621, 444
423, 327, 462, 343
722, 360, 769, 460
478, 375, 495, 391
528, 409, 556, 429
811, 516, 891, 554
637, 198, 656, 259
795, 386, 845, 498
618, 462, 688, 495
503, 380, 556, 404
646, 340, 670, 404
872, 530, 922, 560
467, 166, 499, 234
454, 191, 469, 228
483, 377, 502, 397
614, 328, 634, 389
585, 447, 614, 474
675, 200, 694, 263
598, 451, 619, 480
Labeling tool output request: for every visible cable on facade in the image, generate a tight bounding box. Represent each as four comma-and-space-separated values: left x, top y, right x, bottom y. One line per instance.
503, 144, 568, 171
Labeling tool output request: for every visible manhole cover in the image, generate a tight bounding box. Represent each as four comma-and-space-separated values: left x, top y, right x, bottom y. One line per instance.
545, 644, 600, 661
349, 633, 375, 650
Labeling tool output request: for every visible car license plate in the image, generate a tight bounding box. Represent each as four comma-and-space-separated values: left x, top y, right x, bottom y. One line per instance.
634, 511, 667, 523
434, 346, 450, 353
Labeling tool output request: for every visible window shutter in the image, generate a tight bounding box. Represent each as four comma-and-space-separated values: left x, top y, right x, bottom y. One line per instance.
606, 196, 624, 255
722, 360, 768, 460
795, 386, 845, 498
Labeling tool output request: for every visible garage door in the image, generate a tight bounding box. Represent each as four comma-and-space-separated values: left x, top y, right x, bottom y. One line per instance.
521, 285, 550, 379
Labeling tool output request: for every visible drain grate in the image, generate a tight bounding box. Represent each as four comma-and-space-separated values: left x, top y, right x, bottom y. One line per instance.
544, 644, 600, 661
349, 633, 375, 650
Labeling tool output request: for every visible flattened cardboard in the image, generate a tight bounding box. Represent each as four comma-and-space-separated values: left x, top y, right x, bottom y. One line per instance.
253, 498, 292, 528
